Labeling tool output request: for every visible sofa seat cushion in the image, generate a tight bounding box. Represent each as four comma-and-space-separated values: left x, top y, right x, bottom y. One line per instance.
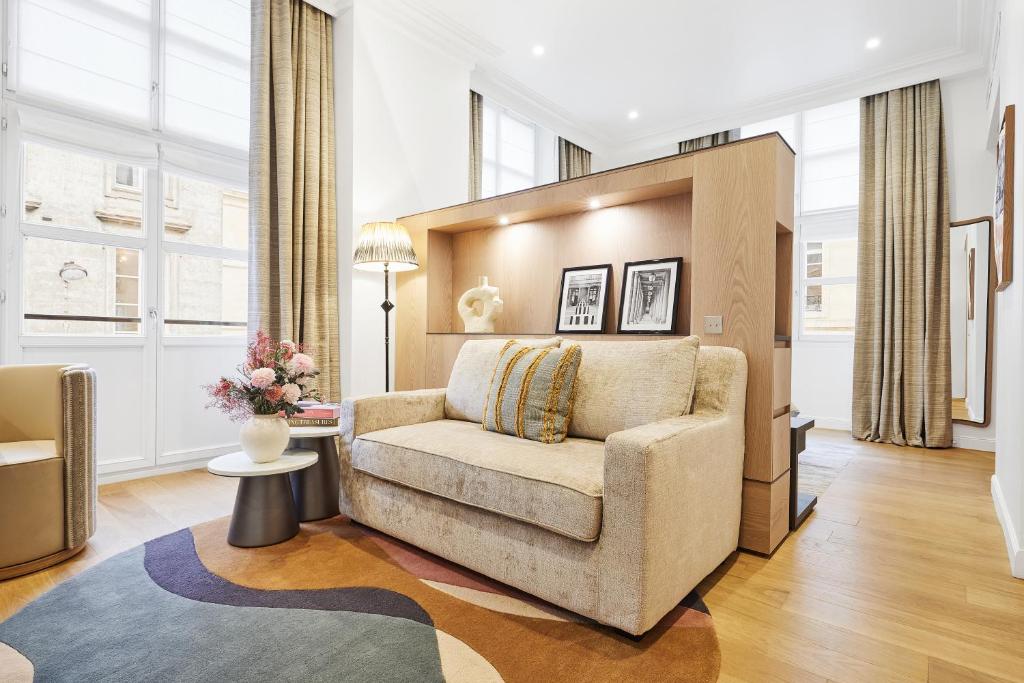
352, 419, 604, 541
0, 440, 59, 466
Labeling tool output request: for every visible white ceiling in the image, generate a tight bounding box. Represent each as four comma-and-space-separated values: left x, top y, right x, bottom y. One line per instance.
405, 0, 991, 153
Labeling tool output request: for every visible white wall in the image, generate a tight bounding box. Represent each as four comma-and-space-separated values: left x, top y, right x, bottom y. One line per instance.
991, 0, 1024, 579
336, 1, 470, 397
944, 70, 998, 450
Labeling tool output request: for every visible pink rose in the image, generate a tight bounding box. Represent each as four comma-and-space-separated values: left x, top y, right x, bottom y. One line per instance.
250, 367, 276, 389
264, 384, 284, 402
289, 353, 315, 375
279, 340, 296, 360
282, 383, 302, 405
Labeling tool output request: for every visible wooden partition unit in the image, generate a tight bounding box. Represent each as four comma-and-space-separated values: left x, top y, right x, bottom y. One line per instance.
396, 134, 795, 554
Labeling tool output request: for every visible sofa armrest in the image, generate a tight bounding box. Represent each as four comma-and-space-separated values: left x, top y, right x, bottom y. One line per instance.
59, 365, 97, 549
599, 411, 745, 633
341, 388, 447, 442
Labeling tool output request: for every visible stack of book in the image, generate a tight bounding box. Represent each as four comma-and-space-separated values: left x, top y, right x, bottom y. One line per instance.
284, 402, 341, 427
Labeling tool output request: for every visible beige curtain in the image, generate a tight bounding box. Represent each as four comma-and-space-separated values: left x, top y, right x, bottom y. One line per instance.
558, 137, 591, 180
249, 0, 340, 401
469, 90, 483, 200
852, 79, 951, 447
678, 130, 737, 153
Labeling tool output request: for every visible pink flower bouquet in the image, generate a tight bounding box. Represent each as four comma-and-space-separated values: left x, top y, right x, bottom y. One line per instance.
205, 331, 321, 421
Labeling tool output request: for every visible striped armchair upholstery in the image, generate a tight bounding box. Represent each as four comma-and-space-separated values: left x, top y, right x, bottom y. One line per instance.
0, 364, 97, 580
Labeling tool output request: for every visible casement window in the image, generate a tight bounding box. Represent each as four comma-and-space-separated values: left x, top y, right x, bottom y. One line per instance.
741, 98, 860, 340
5, 0, 251, 340
10, 0, 249, 150
481, 99, 556, 198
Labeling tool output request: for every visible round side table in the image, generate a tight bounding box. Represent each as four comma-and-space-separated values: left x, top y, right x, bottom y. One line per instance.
208, 449, 318, 548
287, 426, 341, 522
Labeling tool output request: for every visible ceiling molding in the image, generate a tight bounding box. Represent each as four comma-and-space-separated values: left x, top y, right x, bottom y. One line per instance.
361, 0, 503, 68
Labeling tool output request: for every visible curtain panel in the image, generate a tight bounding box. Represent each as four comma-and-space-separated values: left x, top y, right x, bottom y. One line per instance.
852, 79, 952, 447
249, 0, 340, 401
469, 90, 483, 200
558, 137, 592, 180
678, 130, 737, 154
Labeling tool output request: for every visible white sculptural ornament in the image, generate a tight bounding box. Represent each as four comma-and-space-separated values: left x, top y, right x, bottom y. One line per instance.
458, 276, 504, 333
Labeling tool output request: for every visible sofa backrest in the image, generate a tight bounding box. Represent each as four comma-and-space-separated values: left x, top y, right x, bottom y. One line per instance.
690, 346, 747, 418
445, 338, 561, 423
445, 337, 746, 441
567, 337, 700, 441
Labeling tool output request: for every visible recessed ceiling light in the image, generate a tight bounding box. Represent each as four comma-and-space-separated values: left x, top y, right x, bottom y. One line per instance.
865, 37, 881, 50
588, 198, 601, 209
498, 215, 510, 225
532, 45, 545, 57
627, 110, 639, 120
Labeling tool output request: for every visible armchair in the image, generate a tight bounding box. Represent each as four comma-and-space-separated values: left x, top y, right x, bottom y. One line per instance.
0, 364, 97, 580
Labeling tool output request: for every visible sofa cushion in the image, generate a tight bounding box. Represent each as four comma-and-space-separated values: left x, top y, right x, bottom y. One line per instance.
446, 338, 560, 423
0, 440, 59, 466
353, 419, 604, 541
483, 341, 581, 443
569, 337, 701, 441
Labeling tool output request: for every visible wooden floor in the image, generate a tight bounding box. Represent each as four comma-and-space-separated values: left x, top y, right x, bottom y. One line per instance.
2, 429, 1022, 682
952, 398, 970, 421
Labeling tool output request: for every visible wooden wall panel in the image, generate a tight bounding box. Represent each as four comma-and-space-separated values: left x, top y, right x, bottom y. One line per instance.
771, 413, 790, 480
738, 475, 790, 554
426, 231, 454, 334
690, 141, 778, 482
445, 195, 691, 336
773, 348, 791, 415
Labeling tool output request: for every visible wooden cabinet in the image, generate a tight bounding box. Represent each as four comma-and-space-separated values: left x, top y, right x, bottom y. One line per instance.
397, 134, 795, 555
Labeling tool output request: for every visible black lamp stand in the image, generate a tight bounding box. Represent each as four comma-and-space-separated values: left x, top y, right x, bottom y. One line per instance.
381, 262, 394, 392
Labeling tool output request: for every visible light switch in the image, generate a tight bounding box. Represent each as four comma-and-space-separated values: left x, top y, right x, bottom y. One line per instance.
704, 315, 724, 334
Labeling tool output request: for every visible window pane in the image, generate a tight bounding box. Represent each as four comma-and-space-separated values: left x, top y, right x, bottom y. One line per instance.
481, 160, 497, 198
23, 142, 146, 236
22, 236, 142, 336
806, 238, 857, 278
500, 114, 535, 175
163, 174, 248, 249
482, 105, 497, 162
802, 148, 859, 211
741, 114, 797, 150
164, 253, 247, 335
498, 170, 532, 195
803, 282, 856, 336
803, 100, 859, 154
17, 0, 152, 121
164, 0, 250, 149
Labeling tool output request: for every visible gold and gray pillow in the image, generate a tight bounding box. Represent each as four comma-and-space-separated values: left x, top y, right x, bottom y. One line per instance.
482, 341, 582, 443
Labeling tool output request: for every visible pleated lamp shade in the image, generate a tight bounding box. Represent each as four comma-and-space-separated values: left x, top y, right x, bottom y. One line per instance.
352, 221, 419, 272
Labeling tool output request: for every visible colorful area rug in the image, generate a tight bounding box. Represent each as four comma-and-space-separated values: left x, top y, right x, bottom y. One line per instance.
0, 516, 720, 682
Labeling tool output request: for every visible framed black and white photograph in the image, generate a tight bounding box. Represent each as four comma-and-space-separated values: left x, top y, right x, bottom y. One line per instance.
617, 258, 682, 334
556, 264, 612, 333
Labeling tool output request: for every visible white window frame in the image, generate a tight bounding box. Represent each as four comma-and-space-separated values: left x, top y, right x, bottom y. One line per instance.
481, 99, 554, 198
796, 209, 858, 342
744, 104, 859, 342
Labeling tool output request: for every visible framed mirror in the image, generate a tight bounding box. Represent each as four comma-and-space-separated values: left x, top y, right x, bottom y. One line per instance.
950, 217, 995, 426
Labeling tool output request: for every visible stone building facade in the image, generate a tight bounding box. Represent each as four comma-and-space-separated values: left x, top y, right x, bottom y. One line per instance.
22, 142, 247, 336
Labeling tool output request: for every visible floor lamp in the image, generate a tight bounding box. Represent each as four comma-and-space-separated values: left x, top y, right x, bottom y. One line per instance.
353, 221, 419, 392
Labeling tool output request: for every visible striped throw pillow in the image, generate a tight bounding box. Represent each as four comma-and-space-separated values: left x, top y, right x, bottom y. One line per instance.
482, 341, 583, 444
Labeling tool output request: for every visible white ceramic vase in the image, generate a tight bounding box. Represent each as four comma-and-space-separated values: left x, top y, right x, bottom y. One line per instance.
239, 414, 290, 464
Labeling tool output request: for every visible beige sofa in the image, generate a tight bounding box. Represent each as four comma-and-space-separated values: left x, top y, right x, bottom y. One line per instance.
339, 338, 746, 635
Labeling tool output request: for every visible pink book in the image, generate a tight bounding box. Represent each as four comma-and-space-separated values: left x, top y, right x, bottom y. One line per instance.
280, 403, 340, 419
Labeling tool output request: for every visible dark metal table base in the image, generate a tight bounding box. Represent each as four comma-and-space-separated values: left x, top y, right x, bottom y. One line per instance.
227, 474, 300, 547
288, 436, 341, 522
790, 416, 817, 530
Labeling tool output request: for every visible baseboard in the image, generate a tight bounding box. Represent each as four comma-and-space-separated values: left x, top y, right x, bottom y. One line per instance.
98, 458, 213, 485
804, 416, 851, 432
991, 475, 1024, 579
953, 434, 996, 452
